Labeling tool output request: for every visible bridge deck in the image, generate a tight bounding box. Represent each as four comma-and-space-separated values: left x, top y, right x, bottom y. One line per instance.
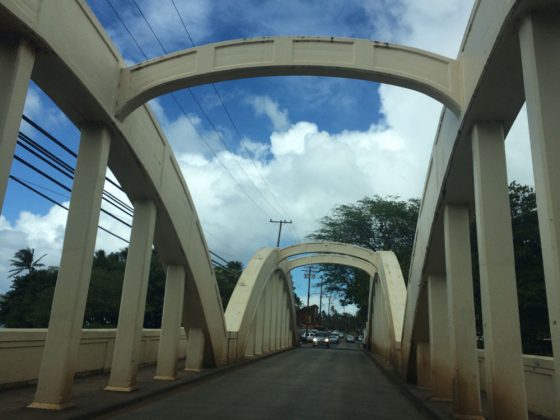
0, 344, 432, 419
108, 343, 430, 419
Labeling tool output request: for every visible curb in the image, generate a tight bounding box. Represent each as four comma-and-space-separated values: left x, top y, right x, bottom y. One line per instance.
363, 350, 450, 420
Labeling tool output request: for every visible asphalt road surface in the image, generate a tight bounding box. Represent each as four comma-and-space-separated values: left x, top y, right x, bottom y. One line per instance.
108, 342, 430, 419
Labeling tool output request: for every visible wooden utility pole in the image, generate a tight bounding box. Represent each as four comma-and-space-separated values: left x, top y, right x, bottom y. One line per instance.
304, 266, 315, 335
269, 219, 292, 247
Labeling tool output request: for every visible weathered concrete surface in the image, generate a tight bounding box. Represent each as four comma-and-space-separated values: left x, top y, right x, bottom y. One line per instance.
108, 345, 430, 420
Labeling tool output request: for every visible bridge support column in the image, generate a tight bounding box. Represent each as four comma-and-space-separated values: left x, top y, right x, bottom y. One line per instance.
155, 265, 186, 380
30, 125, 111, 410
416, 342, 431, 389
444, 205, 483, 419
427, 274, 452, 401
472, 123, 528, 419
254, 303, 264, 355
185, 328, 205, 371
0, 38, 35, 212
282, 295, 289, 348
106, 200, 157, 392
519, 13, 560, 419
245, 321, 256, 357
263, 283, 273, 353
273, 276, 281, 350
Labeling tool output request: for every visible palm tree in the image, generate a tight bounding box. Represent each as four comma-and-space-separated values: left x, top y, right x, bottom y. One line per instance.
8, 247, 46, 278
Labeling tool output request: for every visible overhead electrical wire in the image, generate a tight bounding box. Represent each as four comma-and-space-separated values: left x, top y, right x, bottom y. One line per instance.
14, 116, 237, 267
169, 0, 299, 229
130, 0, 284, 219
9, 175, 129, 243
105, 0, 278, 220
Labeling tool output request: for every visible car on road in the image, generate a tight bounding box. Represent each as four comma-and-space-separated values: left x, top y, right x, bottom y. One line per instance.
313, 332, 330, 348
329, 334, 340, 344
345, 335, 355, 343
357, 335, 364, 342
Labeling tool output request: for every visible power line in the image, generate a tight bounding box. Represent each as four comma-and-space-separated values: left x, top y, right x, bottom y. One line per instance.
16, 118, 235, 267
169, 0, 297, 225
13, 152, 132, 228
9, 175, 130, 243
11, 171, 229, 269
130, 0, 284, 219
21, 115, 127, 194
106, 0, 276, 220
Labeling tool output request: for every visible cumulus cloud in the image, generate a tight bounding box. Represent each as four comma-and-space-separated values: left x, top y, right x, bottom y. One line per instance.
246, 96, 290, 132
0, 172, 132, 293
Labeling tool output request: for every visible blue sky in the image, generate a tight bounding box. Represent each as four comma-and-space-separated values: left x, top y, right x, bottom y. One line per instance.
1, 1, 535, 312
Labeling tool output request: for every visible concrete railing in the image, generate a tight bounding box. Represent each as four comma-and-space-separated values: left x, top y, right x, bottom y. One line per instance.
0, 328, 186, 388
477, 350, 555, 419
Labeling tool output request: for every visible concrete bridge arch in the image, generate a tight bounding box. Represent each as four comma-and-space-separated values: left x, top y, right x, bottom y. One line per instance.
1, 1, 559, 418
115, 36, 463, 119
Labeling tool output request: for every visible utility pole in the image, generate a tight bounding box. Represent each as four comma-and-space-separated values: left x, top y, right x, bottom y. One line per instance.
319, 278, 323, 322
269, 219, 292, 247
304, 266, 315, 335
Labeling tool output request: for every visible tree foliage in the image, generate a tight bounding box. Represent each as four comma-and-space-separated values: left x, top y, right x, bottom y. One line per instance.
0, 248, 167, 328
503, 182, 548, 353
214, 261, 243, 309
308, 195, 420, 318
0, 248, 244, 329
8, 247, 46, 278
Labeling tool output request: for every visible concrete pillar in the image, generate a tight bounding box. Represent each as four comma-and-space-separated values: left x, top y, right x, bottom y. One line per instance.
29, 125, 111, 410
185, 328, 205, 372
263, 282, 273, 352
245, 320, 256, 357
254, 303, 264, 355
472, 123, 528, 419
519, 14, 560, 418
416, 342, 431, 389
0, 38, 35, 212
106, 200, 157, 392
444, 205, 483, 419
427, 274, 452, 401
154, 265, 186, 381
274, 278, 282, 350
282, 295, 288, 348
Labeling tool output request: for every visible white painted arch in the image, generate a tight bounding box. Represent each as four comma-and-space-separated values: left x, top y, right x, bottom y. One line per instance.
224, 248, 297, 360
278, 241, 378, 266
115, 36, 463, 119
280, 254, 376, 277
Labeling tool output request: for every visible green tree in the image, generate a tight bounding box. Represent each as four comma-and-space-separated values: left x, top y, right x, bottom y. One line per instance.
308, 195, 420, 318
0, 267, 58, 327
83, 249, 127, 327
214, 261, 243, 309
8, 247, 46, 278
509, 182, 548, 353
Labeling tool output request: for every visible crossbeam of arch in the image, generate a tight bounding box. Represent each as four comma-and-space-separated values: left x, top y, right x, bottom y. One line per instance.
278, 241, 378, 267
115, 36, 463, 119
280, 254, 376, 277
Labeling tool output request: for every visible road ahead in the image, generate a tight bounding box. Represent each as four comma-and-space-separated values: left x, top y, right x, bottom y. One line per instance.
108, 343, 430, 419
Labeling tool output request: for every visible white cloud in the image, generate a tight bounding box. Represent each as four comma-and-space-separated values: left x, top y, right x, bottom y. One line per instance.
0, 172, 132, 293
246, 96, 290, 132
22, 85, 67, 127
